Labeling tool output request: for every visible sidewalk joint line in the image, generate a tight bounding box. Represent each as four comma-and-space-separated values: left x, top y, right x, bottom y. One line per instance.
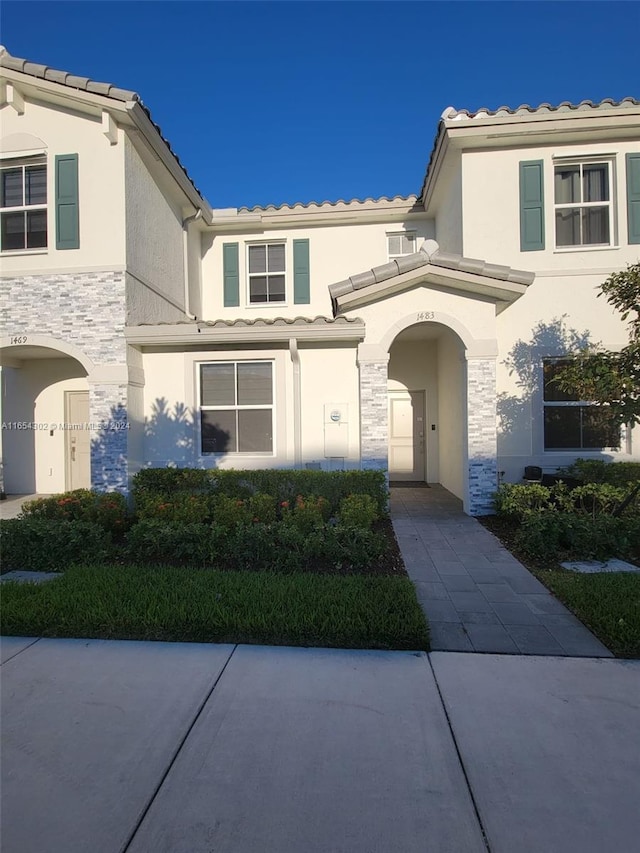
0, 636, 41, 666
121, 643, 239, 853
427, 653, 493, 853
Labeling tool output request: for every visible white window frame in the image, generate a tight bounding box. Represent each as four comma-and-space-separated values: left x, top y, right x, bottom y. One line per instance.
541, 357, 619, 453
553, 156, 615, 251
246, 241, 287, 306
0, 155, 48, 253
199, 360, 275, 456
387, 231, 417, 261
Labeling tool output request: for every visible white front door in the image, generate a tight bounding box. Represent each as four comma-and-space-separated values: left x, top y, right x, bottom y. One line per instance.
65, 391, 91, 490
388, 390, 425, 481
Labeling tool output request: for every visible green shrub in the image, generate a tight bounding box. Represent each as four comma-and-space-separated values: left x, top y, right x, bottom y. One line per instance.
571, 483, 632, 519
132, 468, 388, 516
247, 494, 277, 524
493, 483, 553, 520
1, 518, 113, 572
514, 511, 640, 562
124, 520, 217, 565
338, 494, 380, 529
21, 489, 128, 535
281, 495, 331, 535
557, 459, 640, 487
210, 495, 251, 527
136, 494, 210, 524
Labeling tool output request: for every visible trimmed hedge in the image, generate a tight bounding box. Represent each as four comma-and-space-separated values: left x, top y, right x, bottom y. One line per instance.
557, 459, 640, 487
514, 512, 640, 562
20, 489, 128, 535
132, 468, 388, 516
494, 481, 638, 522
1, 518, 113, 572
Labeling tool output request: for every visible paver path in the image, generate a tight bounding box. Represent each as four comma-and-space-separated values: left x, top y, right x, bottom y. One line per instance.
391, 484, 612, 656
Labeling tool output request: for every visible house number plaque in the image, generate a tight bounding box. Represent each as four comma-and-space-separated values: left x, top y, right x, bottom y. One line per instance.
9, 336, 28, 345
416, 312, 435, 321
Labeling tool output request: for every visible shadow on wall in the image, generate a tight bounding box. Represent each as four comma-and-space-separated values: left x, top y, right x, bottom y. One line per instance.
144, 397, 230, 467
497, 316, 593, 452
91, 402, 129, 492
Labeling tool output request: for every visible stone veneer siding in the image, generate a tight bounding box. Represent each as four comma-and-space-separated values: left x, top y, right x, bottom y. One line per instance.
466, 357, 498, 515
1, 272, 130, 491
359, 360, 389, 470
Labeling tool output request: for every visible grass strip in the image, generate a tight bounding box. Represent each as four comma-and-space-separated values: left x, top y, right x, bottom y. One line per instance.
1, 564, 429, 651
538, 570, 640, 659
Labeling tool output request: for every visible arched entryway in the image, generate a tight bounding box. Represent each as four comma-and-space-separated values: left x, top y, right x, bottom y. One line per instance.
0, 344, 91, 494
387, 321, 465, 496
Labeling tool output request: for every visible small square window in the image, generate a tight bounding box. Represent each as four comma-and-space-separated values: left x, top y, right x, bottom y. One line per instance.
1, 158, 48, 251
554, 161, 612, 248
248, 243, 286, 303
387, 232, 416, 260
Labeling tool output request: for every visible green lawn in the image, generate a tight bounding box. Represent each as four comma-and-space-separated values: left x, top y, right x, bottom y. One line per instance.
1, 564, 430, 651
538, 570, 640, 659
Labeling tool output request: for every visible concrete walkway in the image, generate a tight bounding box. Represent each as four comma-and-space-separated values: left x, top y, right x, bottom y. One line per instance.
2, 637, 639, 853
391, 484, 612, 656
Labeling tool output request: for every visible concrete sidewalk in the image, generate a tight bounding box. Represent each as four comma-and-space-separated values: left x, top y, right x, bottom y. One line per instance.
2, 637, 639, 853
391, 484, 612, 656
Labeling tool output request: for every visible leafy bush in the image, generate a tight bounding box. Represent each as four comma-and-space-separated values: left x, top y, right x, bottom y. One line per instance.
136, 494, 211, 524
493, 483, 553, 520
1, 518, 113, 572
514, 511, 640, 562
557, 459, 640, 487
338, 494, 380, 529
210, 495, 251, 528
571, 483, 633, 519
281, 495, 331, 535
21, 489, 128, 535
124, 520, 218, 565
132, 468, 388, 516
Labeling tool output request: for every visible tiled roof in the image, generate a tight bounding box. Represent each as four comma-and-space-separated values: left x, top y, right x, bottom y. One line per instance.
238, 195, 419, 213
0, 46, 207, 204
442, 97, 639, 121
329, 240, 534, 301
420, 96, 640, 201
135, 315, 362, 328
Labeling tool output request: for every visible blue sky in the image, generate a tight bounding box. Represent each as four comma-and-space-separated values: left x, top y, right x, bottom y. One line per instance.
2, 1, 638, 209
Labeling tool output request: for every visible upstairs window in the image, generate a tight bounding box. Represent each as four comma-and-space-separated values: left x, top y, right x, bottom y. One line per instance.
248, 243, 286, 303
0, 157, 47, 251
554, 161, 612, 247
542, 358, 619, 451
387, 232, 416, 260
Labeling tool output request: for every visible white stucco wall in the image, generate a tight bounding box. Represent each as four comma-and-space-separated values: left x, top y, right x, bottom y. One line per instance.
461, 141, 640, 271
0, 100, 126, 273
200, 217, 435, 320
432, 150, 463, 255
437, 332, 465, 499
124, 136, 187, 324
2, 358, 88, 493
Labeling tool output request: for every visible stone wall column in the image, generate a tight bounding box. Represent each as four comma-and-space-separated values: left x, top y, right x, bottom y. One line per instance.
358, 346, 390, 471
89, 382, 129, 493
465, 356, 498, 515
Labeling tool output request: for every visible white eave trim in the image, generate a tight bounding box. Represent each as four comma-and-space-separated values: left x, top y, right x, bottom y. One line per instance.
125, 321, 367, 346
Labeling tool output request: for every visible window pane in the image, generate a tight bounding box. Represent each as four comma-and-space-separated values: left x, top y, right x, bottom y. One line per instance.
544, 407, 581, 449
556, 208, 580, 246
554, 166, 580, 204
583, 164, 608, 202
267, 274, 286, 301
582, 207, 609, 245
201, 363, 235, 406
582, 408, 619, 449
248, 244, 266, 273
25, 166, 47, 205
1, 211, 26, 250
250, 276, 268, 303
201, 410, 236, 453
388, 235, 402, 255
26, 210, 47, 248
543, 360, 576, 402
267, 243, 285, 272
1, 169, 23, 208
238, 409, 272, 452
401, 234, 416, 254
237, 362, 272, 405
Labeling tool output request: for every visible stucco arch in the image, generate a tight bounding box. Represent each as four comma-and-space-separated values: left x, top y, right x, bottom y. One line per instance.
378, 311, 490, 356
0, 335, 96, 375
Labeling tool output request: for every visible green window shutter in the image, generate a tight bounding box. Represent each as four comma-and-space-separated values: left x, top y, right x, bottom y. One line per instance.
626, 153, 640, 245
223, 242, 240, 307
55, 154, 79, 250
519, 160, 545, 251
293, 239, 310, 304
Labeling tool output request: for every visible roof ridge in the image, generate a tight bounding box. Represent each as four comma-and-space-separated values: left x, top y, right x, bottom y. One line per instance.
238, 194, 419, 213
444, 96, 640, 121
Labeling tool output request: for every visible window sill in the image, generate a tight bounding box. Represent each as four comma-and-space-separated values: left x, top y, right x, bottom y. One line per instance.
553, 245, 619, 254
0, 249, 48, 257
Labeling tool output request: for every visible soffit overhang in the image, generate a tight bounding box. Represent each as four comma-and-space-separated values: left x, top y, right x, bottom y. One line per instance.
125, 316, 366, 347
